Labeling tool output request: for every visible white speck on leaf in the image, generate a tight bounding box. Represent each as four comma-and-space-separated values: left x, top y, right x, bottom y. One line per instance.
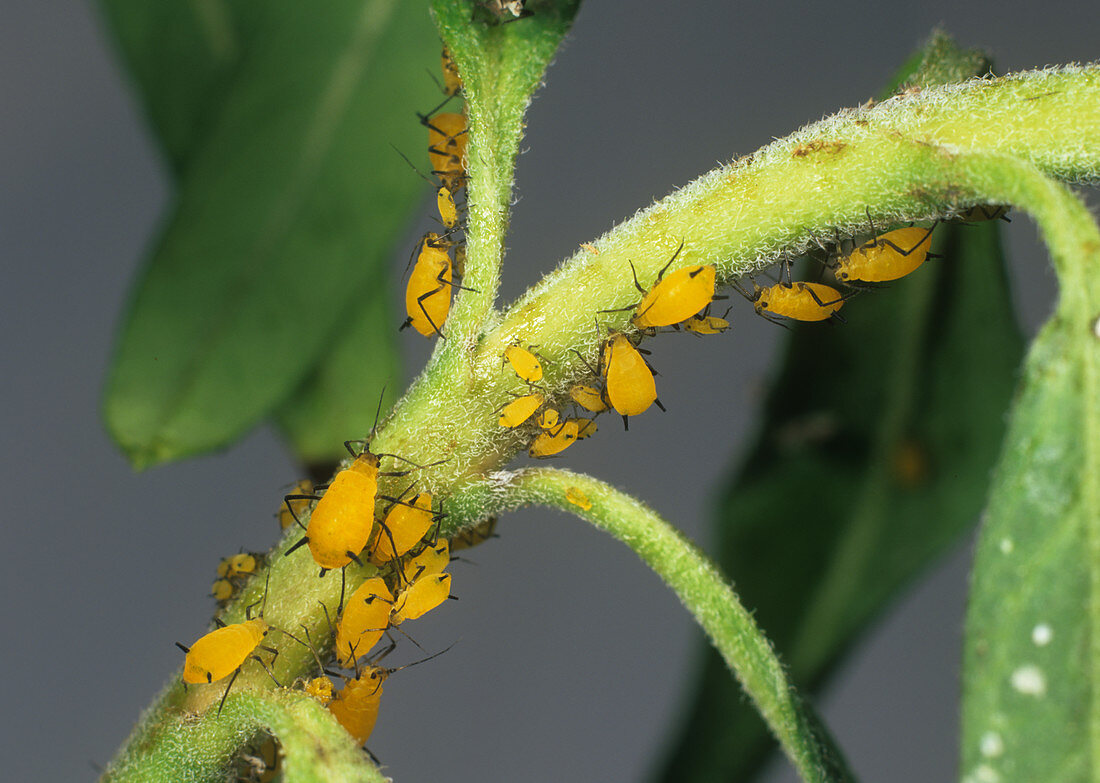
975, 764, 1000, 783
1032, 624, 1053, 646
980, 731, 1004, 758
999, 538, 1014, 554
1011, 665, 1047, 696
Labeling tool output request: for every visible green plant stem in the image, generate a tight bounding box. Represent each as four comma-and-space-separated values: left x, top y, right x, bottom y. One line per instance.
449, 467, 854, 783
102, 690, 386, 783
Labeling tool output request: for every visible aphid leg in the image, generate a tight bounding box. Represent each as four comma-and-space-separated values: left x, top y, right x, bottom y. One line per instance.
213, 618, 227, 629
416, 282, 449, 339
281, 494, 320, 531
216, 669, 241, 715
250, 653, 282, 687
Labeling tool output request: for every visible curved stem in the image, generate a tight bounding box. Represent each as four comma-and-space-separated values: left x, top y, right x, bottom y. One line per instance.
454, 467, 854, 783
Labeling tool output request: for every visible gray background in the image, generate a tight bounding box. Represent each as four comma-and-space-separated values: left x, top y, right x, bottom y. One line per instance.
2, 1, 1095, 781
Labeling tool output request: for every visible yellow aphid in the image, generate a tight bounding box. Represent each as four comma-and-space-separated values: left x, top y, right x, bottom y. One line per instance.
403, 540, 450, 583
217, 553, 258, 580
504, 344, 543, 383
211, 579, 234, 602
371, 493, 436, 565
749, 281, 845, 323
572, 418, 597, 439
335, 577, 394, 666
287, 450, 379, 571
440, 47, 462, 97
437, 185, 459, 229
529, 419, 580, 458
684, 313, 729, 335
570, 384, 608, 413
329, 667, 386, 746
450, 517, 497, 551
633, 265, 717, 329
565, 487, 592, 510
278, 480, 313, 529
180, 618, 268, 685
835, 225, 935, 284
602, 334, 658, 420
304, 676, 335, 705
403, 233, 453, 338
392, 573, 452, 624
426, 112, 467, 184
499, 393, 544, 427
537, 408, 560, 430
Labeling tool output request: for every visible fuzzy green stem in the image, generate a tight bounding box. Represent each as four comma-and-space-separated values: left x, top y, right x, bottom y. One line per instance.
102, 690, 386, 783
430, 0, 580, 352
451, 467, 853, 783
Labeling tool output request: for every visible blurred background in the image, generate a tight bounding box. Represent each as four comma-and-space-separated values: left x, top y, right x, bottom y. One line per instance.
1, 1, 1095, 781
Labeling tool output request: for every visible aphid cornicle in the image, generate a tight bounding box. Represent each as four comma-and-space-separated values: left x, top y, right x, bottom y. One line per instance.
504, 344, 543, 383
370, 492, 436, 565
631, 251, 717, 329
738, 280, 846, 324
285, 447, 380, 571
403, 233, 454, 338
499, 393, 544, 428
834, 225, 936, 284
602, 334, 660, 425
335, 576, 394, 666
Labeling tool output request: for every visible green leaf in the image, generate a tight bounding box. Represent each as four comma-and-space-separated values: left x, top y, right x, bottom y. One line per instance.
959, 175, 1100, 781
98, 0, 245, 176
103, 0, 439, 467
272, 283, 400, 464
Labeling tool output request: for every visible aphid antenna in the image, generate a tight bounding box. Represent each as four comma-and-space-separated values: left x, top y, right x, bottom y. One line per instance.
391, 623, 427, 653
383, 641, 459, 676
655, 239, 686, 282
281, 493, 319, 532
389, 143, 436, 185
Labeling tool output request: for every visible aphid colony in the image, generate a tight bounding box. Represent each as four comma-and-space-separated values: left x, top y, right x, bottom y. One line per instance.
401, 46, 469, 339
182, 441, 466, 754
494, 206, 1005, 457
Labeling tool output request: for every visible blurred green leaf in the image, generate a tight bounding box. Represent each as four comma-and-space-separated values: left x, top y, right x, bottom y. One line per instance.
272, 283, 400, 465
959, 193, 1100, 781
99, 0, 246, 176
656, 34, 1021, 782
103, 0, 441, 467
